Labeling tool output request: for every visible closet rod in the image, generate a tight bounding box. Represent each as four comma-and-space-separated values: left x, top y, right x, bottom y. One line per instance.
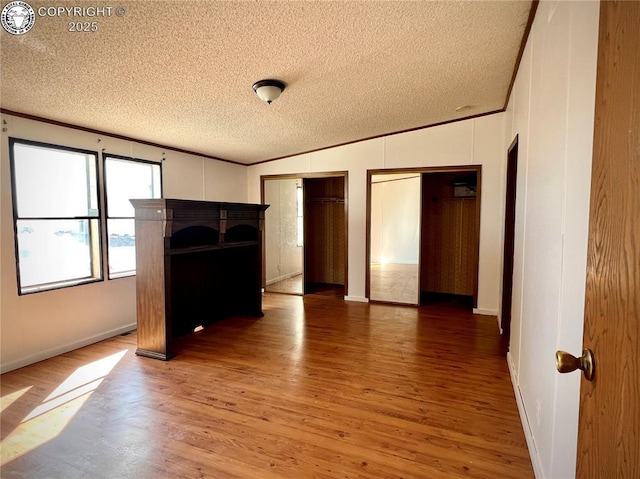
305, 198, 345, 204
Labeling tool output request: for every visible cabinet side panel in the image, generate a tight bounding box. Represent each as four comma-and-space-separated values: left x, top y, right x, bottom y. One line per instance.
134, 220, 169, 357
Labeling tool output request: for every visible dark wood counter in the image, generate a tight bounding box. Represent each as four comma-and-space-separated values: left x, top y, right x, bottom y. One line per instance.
130, 199, 269, 360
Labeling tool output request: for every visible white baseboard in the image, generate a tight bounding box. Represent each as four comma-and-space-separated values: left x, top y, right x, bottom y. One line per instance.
266, 271, 302, 285
0, 322, 137, 374
344, 296, 369, 303
473, 308, 498, 316
507, 352, 545, 479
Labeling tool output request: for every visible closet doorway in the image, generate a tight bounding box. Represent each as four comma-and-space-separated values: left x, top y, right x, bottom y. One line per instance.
367, 166, 480, 308
420, 170, 479, 308
263, 178, 304, 294
369, 173, 422, 304
262, 172, 348, 298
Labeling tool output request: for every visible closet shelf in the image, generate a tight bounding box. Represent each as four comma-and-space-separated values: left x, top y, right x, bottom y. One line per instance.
305, 197, 345, 203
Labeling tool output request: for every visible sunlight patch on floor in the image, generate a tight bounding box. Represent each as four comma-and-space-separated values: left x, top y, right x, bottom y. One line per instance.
0, 386, 32, 414
45, 349, 128, 403
0, 349, 128, 466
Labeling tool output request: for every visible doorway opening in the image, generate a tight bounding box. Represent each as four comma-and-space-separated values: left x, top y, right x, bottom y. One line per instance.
303, 176, 346, 297
261, 172, 348, 298
420, 170, 479, 309
263, 177, 304, 295
501, 135, 518, 340
367, 166, 481, 309
369, 173, 421, 304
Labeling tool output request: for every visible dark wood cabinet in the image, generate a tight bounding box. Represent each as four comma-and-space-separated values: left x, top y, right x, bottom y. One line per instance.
130, 199, 269, 360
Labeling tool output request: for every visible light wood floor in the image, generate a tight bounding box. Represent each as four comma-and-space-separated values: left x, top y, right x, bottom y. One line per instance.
370, 263, 419, 304
266, 274, 303, 294
0, 294, 533, 478
266, 276, 344, 298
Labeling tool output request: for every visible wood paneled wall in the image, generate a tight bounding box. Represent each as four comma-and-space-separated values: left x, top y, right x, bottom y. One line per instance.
421, 173, 478, 297
304, 177, 346, 285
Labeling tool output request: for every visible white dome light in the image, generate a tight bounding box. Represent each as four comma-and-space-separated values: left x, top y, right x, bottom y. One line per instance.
252, 79, 286, 104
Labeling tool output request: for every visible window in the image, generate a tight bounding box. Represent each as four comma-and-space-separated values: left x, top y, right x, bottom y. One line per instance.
10, 139, 102, 294
104, 155, 161, 278
296, 184, 303, 246
9, 139, 164, 294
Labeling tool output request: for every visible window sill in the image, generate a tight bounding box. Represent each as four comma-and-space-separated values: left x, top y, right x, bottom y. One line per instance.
20, 277, 103, 295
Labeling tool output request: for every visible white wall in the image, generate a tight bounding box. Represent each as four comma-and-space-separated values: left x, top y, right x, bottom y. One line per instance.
0, 114, 247, 373
248, 113, 506, 311
505, 1, 599, 478
370, 175, 421, 264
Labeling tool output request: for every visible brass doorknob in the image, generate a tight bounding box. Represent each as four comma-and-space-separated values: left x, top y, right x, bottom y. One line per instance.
555, 349, 594, 381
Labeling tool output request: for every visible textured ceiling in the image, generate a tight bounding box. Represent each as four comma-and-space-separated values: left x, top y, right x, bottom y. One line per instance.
1, 1, 533, 164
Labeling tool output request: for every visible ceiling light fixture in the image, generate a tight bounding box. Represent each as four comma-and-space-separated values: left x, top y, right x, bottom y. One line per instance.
252, 79, 286, 104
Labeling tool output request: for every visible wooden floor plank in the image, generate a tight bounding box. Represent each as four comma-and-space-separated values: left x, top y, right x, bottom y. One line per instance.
1, 293, 533, 478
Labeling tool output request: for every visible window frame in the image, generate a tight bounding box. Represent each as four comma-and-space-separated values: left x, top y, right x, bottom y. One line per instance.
103, 153, 163, 280
9, 137, 104, 295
